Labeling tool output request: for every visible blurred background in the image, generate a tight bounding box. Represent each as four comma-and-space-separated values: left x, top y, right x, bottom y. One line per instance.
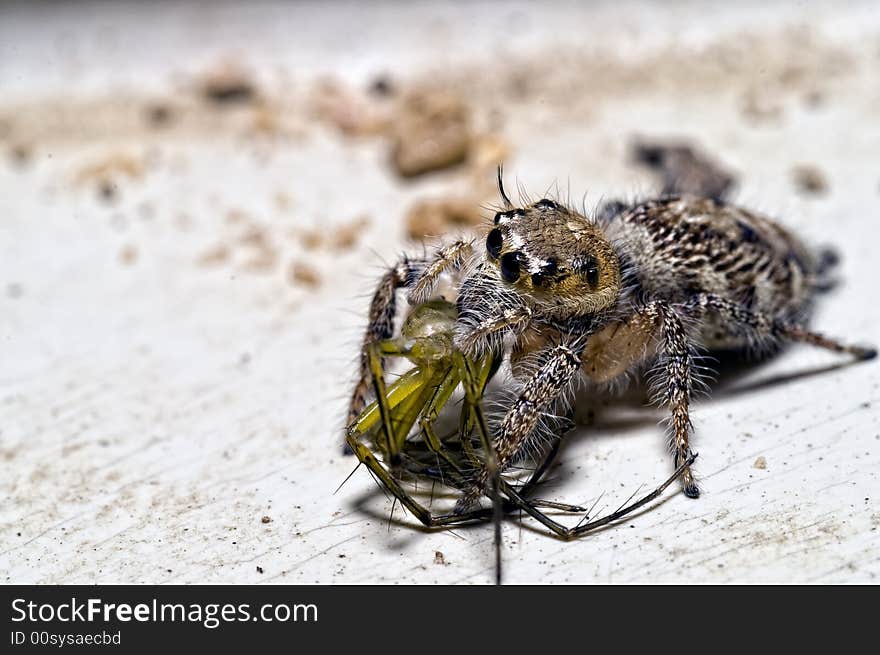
2, 1, 878, 584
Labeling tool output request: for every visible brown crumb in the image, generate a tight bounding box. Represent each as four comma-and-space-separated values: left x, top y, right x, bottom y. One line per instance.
241, 250, 279, 274
197, 244, 230, 267
289, 261, 321, 289
391, 90, 471, 177
261, 515, 272, 524
118, 244, 138, 266
468, 134, 510, 183
369, 75, 395, 97
433, 551, 447, 566
200, 63, 257, 105
98, 180, 118, 203
753, 456, 768, 470
145, 103, 174, 127
331, 215, 371, 251
75, 154, 145, 203
274, 191, 293, 212
238, 225, 270, 248
792, 164, 829, 195
741, 89, 784, 124
226, 209, 248, 225
75, 154, 145, 186
8, 143, 32, 167
311, 78, 391, 137
405, 197, 483, 240
298, 229, 323, 251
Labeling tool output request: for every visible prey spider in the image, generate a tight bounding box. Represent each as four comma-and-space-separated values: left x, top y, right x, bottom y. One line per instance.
347, 168, 876, 527
344, 297, 693, 582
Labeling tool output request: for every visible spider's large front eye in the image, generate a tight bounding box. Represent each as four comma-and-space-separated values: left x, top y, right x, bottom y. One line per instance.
500, 252, 521, 283
534, 198, 558, 210
576, 255, 600, 287
486, 228, 503, 258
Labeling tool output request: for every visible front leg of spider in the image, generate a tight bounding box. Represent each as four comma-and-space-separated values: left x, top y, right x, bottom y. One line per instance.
454, 342, 585, 513
346, 241, 474, 443
345, 257, 423, 436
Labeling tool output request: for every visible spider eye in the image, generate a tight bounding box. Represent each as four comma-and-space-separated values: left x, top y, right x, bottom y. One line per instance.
576, 255, 600, 287
494, 208, 525, 224
530, 259, 558, 287
534, 198, 558, 210
486, 228, 503, 258
500, 252, 521, 283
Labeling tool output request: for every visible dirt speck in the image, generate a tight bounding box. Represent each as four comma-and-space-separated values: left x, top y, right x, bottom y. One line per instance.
200, 63, 257, 105
369, 75, 395, 97
145, 103, 174, 127
391, 90, 470, 177
433, 551, 447, 566
311, 78, 391, 136
197, 244, 230, 267
75, 153, 145, 203
288, 261, 321, 289
261, 515, 272, 524
118, 244, 138, 266
8, 143, 32, 167
256, 566, 264, 574
792, 164, 828, 195
298, 229, 323, 251
331, 215, 371, 251
741, 88, 784, 124
405, 197, 484, 240
753, 456, 768, 470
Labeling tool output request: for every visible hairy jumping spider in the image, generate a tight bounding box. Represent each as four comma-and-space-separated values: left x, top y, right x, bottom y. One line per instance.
347, 170, 876, 512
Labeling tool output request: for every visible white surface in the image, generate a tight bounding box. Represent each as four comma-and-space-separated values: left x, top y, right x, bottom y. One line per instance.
1, 1, 879, 584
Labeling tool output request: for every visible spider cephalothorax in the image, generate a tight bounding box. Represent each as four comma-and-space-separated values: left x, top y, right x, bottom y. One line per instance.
347, 169, 876, 516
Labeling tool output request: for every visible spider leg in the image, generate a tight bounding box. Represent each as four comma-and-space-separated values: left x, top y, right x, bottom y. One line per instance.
498, 453, 697, 539
638, 300, 702, 498
346, 257, 426, 442
407, 239, 474, 306
455, 342, 584, 512
685, 292, 876, 360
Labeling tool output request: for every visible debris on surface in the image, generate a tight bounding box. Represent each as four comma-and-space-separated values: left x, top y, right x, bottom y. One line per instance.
390, 90, 471, 177
330, 215, 371, 251
8, 143, 32, 167
197, 244, 230, 267
200, 62, 258, 105
741, 88, 785, 124
311, 78, 391, 137
298, 229, 323, 251
753, 456, 768, 470
144, 103, 174, 128
792, 164, 829, 195
405, 197, 484, 240
288, 261, 321, 289
118, 244, 138, 266
256, 566, 264, 574
74, 153, 146, 196
368, 75, 395, 97
632, 139, 737, 201
261, 515, 272, 524
433, 551, 447, 566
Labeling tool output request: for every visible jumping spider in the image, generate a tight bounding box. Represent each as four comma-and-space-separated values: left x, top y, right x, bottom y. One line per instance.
345, 297, 691, 540
348, 169, 876, 517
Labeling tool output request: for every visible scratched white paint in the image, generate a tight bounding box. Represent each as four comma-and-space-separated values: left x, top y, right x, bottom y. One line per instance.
1, 1, 878, 585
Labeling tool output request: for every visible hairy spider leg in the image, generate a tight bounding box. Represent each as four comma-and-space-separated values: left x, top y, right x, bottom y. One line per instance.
685, 292, 877, 361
